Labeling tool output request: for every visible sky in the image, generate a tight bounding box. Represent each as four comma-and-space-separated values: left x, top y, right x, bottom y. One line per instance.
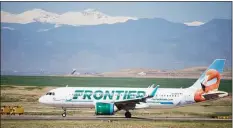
1, 2, 232, 23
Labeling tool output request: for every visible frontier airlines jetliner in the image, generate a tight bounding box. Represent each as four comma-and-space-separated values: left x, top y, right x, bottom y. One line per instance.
39, 59, 228, 118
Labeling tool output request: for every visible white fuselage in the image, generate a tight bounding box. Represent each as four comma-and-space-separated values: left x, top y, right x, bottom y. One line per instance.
39, 87, 195, 109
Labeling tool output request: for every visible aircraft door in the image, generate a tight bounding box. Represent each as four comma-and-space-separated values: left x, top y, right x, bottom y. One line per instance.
66, 93, 73, 101
54, 92, 66, 102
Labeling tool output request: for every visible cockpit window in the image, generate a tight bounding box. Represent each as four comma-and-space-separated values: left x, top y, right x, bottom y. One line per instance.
46, 92, 55, 95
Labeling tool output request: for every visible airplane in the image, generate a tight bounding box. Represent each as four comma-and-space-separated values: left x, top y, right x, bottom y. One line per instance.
138, 71, 146, 76
70, 69, 76, 75
39, 59, 229, 118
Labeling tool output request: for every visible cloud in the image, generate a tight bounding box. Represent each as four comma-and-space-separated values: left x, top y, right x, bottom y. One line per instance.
37, 28, 51, 32
1, 26, 15, 30
184, 21, 205, 26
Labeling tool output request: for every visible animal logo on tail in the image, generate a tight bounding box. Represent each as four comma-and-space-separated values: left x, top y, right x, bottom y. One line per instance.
194, 69, 221, 102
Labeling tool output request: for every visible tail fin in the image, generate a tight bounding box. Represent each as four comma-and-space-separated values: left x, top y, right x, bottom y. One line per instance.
188, 59, 225, 90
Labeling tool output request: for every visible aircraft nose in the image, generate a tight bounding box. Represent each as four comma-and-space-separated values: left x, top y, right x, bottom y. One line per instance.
39, 96, 45, 103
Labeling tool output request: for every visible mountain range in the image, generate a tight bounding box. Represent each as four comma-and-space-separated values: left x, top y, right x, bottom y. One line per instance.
1, 9, 232, 75
1, 9, 137, 26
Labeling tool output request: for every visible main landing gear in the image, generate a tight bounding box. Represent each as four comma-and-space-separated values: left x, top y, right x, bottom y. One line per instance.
62, 107, 66, 117
125, 111, 132, 118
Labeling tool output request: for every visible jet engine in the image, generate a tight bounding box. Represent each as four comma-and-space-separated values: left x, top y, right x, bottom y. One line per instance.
95, 102, 115, 115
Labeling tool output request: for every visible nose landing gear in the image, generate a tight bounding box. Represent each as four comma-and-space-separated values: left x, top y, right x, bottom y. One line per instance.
62, 107, 66, 117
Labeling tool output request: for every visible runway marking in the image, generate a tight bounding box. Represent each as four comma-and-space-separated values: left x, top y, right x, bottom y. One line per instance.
1, 115, 232, 122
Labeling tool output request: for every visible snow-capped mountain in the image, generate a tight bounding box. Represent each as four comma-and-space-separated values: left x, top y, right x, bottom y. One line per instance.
1, 8, 138, 26
184, 21, 205, 26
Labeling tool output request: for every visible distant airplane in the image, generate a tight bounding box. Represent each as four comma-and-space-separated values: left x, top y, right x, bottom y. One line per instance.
70, 69, 76, 75
138, 72, 146, 76
39, 59, 228, 118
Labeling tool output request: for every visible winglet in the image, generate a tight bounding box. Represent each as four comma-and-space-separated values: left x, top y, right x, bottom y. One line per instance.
148, 85, 159, 97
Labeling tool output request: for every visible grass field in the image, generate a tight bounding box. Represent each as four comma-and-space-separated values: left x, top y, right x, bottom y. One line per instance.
1, 76, 232, 92
1, 120, 232, 128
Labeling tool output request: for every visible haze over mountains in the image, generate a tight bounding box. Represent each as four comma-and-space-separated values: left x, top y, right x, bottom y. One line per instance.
1, 9, 232, 75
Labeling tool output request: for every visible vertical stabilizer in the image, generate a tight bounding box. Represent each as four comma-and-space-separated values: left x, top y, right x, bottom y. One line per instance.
188, 59, 225, 90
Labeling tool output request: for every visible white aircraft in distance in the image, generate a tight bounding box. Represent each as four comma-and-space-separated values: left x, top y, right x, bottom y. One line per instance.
39, 59, 228, 118
138, 71, 146, 76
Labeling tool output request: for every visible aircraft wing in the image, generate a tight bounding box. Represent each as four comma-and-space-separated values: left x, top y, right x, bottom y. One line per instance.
113, 85, 159, 110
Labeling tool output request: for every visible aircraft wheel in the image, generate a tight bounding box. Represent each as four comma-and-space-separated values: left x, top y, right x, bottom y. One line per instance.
62, 113, 66, 117
125, 111, 131, 118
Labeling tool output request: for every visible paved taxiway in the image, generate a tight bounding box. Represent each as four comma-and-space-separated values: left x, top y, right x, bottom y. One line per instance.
1, 115, 232, 122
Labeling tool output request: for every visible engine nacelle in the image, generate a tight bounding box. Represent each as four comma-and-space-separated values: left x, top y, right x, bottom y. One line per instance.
95, 102, 115, 115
